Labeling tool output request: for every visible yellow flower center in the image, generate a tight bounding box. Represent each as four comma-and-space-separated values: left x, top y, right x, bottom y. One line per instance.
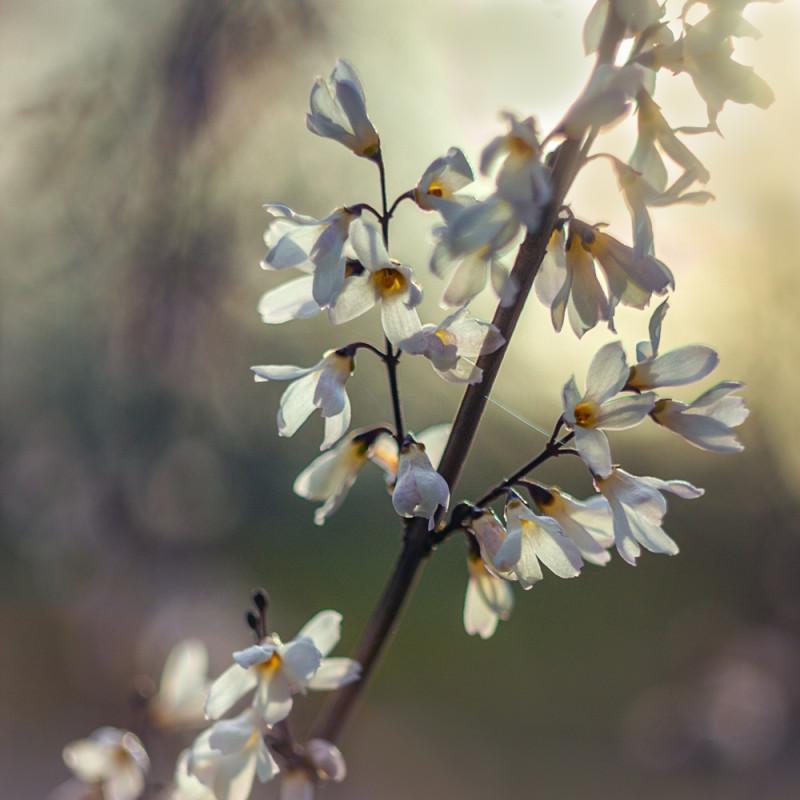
427, 180, 447, 198
434, 329, 456, 347
257, 651, 282, 675
573, 401, 599, 428
508, 135, 535, 158
372, 267, 406, 296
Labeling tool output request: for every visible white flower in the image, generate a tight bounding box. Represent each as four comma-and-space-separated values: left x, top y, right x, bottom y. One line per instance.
523, 483, 614, 566
204, 610, 361, 726
279, 738, 347, 799
414, 147, 474, 221
480, 112, 552, 230
644, 6, 774, 125
464, 551, 514, 639
626, 300, 719, 390
306, 59, 380, 159
420, 308, 505, 383
652, 381, 748, 452
595, 468, 704, 565
187, 709, 278, 800
494, 497, 583, 586
261, 205, 360, 308
535, 220, 673, 338
392, 438, 450, 530
431, 195, 521, 308
608, 154, 713, 259
252, 348, 354, 450
369, 423, 451, 492
563, 341, 656, 478
62, 728, 149, 800
465, 507, 518, 581
329, 219, 426, 353
293, 427, 385, 525
149, 639, 211, 729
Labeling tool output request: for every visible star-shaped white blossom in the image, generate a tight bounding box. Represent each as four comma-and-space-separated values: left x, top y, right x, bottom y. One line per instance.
480, 112, 552, 231
563, 341, 656, 478
329, 219, 426, 353
187, 708, 278, 800
419, 308, 505, 383
62, 727, 150, 800
494, 497, 584, 586
414, 147, 474, 222
431, 195, 521, 308
261, 205, 360, 308
595, 468, 703, 565
204, 611, 360, 726
625, 300, 719, 391
252, 347, 355, 450
652, 381, 748, 453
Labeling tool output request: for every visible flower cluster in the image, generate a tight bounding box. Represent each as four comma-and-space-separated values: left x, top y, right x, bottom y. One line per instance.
53, 0, 772, 792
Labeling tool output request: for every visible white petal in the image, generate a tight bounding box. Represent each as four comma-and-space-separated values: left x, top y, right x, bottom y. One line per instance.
258, 276, 321, 324
585, 341, 629, 402
277, 373, 319, 438
575, 426, 613, 478
328, 274, 376, 325
205, 664, 258, 720
381, 296, 426, 352
595, 392, 656, 429
307, 658, 361, 690
295, 610, 342, 657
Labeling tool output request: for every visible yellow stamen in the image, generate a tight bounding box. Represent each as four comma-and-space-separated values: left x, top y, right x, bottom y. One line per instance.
573, 401, 598, 428
372, 268, 406, 296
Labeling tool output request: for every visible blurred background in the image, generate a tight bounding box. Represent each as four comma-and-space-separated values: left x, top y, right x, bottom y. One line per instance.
2, 0, 800, 798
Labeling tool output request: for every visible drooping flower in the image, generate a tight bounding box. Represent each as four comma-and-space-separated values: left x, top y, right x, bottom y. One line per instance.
641, 4, 774, 126
252, 347, 355, 450
494, 496, 583, 586
463, 551, 514, 639
651, 381, 748, 452
419, 308, 505, 383
293, 427, 386, 525
522, 482, 614, 566
414, 147, 475, 221
392, 437, 450, 530
187, 709, 278, 800
306, 59, 380, 159
535, 220, 673, 337
625, 300, 719, 391
204, 611, 360, 726
328, 219, 426, 353
607, 154, 713, 258
563, 341, 656, 478
595, 467, 704, 565
149, 639, 211, 730
279, 739, 347, 800
431, 195, 521, 308
261, 205, 360, 308
480, 112, 552, 230
62, 728, 150, 800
